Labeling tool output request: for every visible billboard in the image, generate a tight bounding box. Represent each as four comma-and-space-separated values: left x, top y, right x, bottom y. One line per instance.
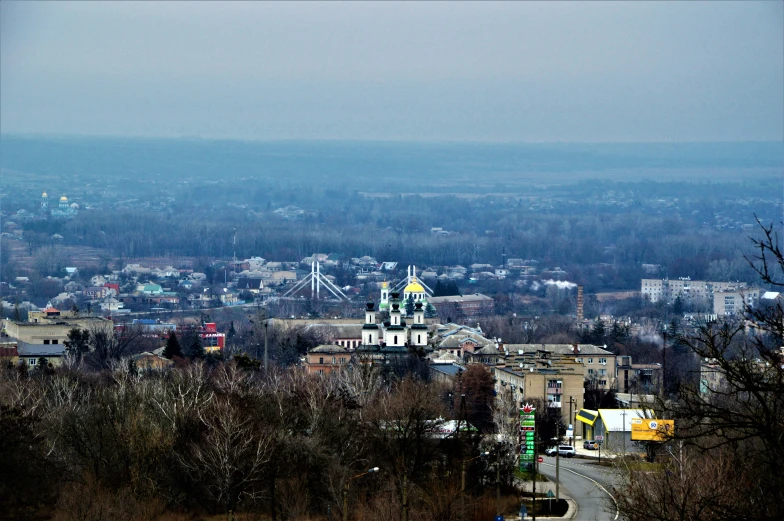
631, 418, 675, 441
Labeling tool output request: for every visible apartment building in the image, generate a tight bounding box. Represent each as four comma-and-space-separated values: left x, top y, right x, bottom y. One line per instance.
493, 365, 584, 424
502, 343, 617, 392
642, 277, 748, 307
714, 288, 760, 316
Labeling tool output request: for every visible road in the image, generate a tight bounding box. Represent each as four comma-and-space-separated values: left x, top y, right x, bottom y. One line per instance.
538, 456, 620, 521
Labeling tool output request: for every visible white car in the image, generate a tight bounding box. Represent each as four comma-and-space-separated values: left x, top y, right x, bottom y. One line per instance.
545, 445, 576, 457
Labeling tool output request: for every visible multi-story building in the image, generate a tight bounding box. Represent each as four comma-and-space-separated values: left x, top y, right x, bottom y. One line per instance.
615, 355, 662, 394
428, 293, 494, 318
303, 344, 351, 375
642, 277, 749, 307
503, 343, 617, 392
714, 288, 760, 316
493, 365, 584, 424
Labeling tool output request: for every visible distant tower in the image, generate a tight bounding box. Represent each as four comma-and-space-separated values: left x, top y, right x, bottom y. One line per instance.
59, 195, 69, 211
41, 191, 49, 210
577, 285, 584, 322
379, 281, 390, 311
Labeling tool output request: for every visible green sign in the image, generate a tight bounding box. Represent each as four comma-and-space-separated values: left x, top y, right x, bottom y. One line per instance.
519, 404, 536, 470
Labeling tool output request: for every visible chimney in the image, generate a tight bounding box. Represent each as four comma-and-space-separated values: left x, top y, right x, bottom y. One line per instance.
572, 343, 579, 355
577, 285, 584, 322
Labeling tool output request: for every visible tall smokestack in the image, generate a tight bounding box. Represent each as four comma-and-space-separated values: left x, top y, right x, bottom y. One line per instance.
577, 285, 584, 322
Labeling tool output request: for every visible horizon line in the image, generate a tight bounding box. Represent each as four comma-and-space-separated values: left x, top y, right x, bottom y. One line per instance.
2, 132, 782, 147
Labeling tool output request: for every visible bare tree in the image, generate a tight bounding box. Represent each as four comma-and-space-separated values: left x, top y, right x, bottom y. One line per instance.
177, 395, 273, 513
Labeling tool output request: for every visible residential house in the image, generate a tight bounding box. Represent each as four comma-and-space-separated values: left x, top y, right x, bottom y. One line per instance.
236, 278, 264, 294
131, 352, 175, 371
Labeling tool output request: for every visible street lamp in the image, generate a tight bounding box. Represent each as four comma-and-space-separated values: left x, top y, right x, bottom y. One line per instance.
461, 451, 489, 518
343, 467, 379, 521
495, 434, 505, 518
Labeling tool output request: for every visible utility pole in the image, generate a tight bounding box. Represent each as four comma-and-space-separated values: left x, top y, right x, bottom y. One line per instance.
495, 442, 501, 518
555, 420, 560, 501
533, 429, 538, 521
568, 397, 576, 447
622, 409, 627, 457
662, 327, 667, 394
263, 309, 269, 371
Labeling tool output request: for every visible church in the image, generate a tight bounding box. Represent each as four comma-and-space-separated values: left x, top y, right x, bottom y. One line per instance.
41, 192, 78, 218
358, 291, 431, 357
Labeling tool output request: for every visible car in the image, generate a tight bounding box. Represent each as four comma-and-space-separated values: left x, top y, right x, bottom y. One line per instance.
583, 440, 602, 450
545, 445, 576, 457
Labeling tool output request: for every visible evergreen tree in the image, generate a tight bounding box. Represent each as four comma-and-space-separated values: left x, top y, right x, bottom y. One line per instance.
405, 295, 415, 316
64, 328, 91, 361
672, 295, 684, 315
163, 331, 182, 359
186, 334, 204, 359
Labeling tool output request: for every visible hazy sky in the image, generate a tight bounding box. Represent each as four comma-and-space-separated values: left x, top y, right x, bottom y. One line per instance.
1, 1, 782, 142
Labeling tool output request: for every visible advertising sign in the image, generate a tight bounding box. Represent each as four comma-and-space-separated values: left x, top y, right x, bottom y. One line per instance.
631, 418, 675, 441
519, 403, 536, 471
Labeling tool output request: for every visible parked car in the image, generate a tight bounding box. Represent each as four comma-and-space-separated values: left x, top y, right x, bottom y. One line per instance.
583, 440, 602, 450
545, 445, 576, 457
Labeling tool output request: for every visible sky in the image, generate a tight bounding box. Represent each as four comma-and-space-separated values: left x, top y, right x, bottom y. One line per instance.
1, 1, 782, 143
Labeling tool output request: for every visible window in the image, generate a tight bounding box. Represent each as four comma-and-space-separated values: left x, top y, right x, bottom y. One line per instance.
44, 339, 50, 345
575, 358, 583, 363
587, 358, 593, 364
599, 369, 607, 376
417, 334, 421, 344
319, 357, 324, 364
599, 379, 607, 386
52, 339, 59, 344
28, 358, 36, 365
394, 335, 398, 344
599, 357, 607, 365
332, 357, 336, 364
588, 369, 595, 375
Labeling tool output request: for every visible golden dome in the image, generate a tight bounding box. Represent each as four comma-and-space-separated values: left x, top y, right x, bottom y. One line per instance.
60, 195, 68, 202
404, 277, 425, 294
381, 281, 388, 288
42, 192, 48, 198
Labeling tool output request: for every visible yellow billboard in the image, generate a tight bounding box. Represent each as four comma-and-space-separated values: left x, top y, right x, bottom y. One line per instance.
631, 418, 675, 441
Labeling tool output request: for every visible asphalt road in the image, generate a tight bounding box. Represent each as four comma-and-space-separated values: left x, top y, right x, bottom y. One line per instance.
538, 456, 620, 521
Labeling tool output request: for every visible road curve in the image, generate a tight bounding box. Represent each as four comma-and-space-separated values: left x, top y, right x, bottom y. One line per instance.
538, 456, 619, 521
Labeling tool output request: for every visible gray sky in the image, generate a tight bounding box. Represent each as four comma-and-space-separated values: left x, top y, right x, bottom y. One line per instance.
1, 1, 782, 142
